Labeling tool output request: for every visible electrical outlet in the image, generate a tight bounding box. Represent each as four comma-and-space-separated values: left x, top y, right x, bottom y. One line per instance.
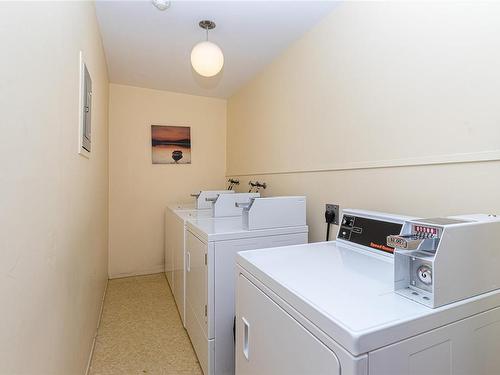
325, 204, 340, 225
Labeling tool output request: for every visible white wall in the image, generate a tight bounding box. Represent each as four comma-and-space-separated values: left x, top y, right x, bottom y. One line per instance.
0, 2, 109, 374
108, 84, 227, 278
227, 2, 500, 242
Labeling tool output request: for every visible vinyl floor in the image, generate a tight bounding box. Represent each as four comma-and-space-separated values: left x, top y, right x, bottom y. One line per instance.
89, 273, 202, 375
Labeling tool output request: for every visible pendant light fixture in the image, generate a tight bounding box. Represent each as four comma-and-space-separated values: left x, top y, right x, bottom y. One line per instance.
151, 0, 170, 11
191, 20, 224, 77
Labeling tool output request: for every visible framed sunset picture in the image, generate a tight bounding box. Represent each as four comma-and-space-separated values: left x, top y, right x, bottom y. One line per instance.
151, 125, 191, 164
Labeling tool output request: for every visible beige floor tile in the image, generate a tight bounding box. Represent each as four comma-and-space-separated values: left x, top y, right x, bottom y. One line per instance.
89, 273, 202, 375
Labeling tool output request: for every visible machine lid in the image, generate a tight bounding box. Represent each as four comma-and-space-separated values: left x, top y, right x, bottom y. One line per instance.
237, 241, 500, 356
172, 209, 213, 221
166, 202, 198, 211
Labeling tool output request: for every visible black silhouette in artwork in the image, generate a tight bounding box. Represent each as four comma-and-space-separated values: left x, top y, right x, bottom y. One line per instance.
172, 150, 183, 163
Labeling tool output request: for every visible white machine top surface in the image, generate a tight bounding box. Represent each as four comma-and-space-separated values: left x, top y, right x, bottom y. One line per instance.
187, 216, 308, 243
172, 208, 213, 222
167, 202, 200, 212
237, 241, 500, 355
167, 202, 212, 212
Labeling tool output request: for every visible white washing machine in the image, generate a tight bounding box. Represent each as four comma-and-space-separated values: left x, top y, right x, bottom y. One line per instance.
164, 191, 257, 326
235, 209, 500, 375
165, 206, 212, 324
185, 197, 308, 375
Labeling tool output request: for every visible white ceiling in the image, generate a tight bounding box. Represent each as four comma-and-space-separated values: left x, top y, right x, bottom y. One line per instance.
95, 1, 338, 98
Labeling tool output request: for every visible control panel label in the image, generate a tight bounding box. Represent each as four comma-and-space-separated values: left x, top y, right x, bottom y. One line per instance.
370, 242, 395, 253
338, 215, 403, 254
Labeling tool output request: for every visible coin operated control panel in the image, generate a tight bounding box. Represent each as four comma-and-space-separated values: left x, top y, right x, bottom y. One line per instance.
337, 209, 414, 254
190, 190, 235, 210
211, 192, 260, 217
387, 214, 500, 308
242, 196, 307, 230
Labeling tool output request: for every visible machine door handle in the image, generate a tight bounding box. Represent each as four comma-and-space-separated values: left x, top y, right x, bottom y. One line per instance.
242, 317, 250, 361
186, 251, 191, 272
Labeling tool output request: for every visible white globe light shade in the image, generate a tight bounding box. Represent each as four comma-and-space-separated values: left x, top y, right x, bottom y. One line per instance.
151, 0, 170, 11
190, 41, 224, 77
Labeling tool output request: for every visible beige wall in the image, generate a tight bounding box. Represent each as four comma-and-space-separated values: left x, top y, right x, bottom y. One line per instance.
109, 84, 227, 278
0, 2, 109, 374
227, 2, 500, 242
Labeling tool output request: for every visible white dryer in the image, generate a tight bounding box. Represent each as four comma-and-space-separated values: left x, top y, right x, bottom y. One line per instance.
235, 209, 500, 375
185, 196, 308, 375
164, 192, 258, 326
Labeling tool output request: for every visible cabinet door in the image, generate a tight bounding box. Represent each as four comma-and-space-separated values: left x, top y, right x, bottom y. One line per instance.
186, 231, 209, 338
214, 232, 308, 375
164, 209, 175, 289
236, 274, 341, 375
368, 306, 500, 375
171, 216, 186, 324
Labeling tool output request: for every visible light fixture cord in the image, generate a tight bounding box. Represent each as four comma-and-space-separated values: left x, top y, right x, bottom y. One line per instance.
205, 25, 208, 41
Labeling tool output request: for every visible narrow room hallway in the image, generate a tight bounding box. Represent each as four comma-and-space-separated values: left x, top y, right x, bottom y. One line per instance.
89, 274, 202, 375
3, 1, 500, 374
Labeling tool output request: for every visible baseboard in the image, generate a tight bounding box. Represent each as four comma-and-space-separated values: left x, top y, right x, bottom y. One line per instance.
85, 278, 108, 375
108, 265, 165, 280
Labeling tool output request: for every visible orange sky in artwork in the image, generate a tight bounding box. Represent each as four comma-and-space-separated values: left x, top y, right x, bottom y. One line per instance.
152, 125, 190, 141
